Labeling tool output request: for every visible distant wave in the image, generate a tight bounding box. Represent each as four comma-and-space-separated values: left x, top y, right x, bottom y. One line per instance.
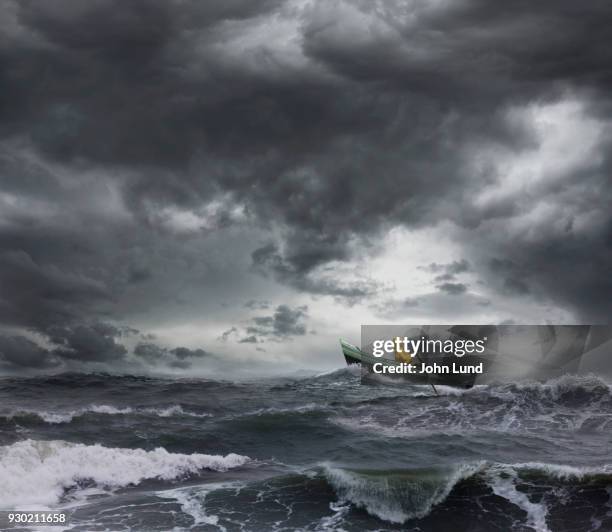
1, 403, 329, 426
490, 373, 612, 399
0, 439, 250, 508
331, 373, 612, 438
1, 404, 212, 424
236, 403, 323, 418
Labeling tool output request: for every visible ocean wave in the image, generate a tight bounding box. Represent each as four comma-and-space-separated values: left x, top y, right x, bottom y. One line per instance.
322, 462, 484, 523
319, 460, 612, 527
0, 439, 250, 508
330, 374, 612, 439
157, 481, 246, 528
499, 461, 612, 480
487, 466, 549, 532
484, 461, 612, 532
239, 403, 323, 418
1, 404, 212, 424
490, 374, 612, 401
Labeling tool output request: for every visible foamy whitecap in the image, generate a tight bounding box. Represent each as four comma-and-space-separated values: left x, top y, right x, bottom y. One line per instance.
507, 461, 612, 479
1, 404, 212, 424
481, 461, 612, 532
242, 403, 321, 417
157, 481, 245, 527
0, 439, 250, 509
486, 466, 550, 532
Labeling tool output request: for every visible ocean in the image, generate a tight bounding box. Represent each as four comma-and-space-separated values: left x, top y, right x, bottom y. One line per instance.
1, 368, 611, 531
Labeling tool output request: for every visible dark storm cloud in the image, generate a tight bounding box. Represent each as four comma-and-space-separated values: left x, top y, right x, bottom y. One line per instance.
239, 335, 258, 344
421, 260, 471, 283
236, 304, 310, 343
0, 249, 110, 330
133, 342, 211, 369
171, 346, 209, 360
0, 323, 133, 370
437, 282, 468, 296
251, 243, 381, 302
269, 305, 308, 337
0, 0, 611, 373
133, 342, 165, 363
0, 336, 59, 369
489, 259, 531, 296
49, 323, 127, 362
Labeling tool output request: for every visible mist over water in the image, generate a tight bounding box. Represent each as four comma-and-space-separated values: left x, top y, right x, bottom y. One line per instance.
1, 369, 612, 531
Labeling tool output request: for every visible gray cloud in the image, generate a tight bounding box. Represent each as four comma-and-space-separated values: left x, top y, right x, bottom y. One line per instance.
0, 323, 129, 370
244, 300, 270, 310
269, 305, 309, 337
238, 335, 258, 344
49, 323, 128, 362
0, 336, 59, 369
422, 260, 471, 275
0, 0, 611, 371
170, 347, 209, 360
133, 342, 165, 364
238, 304, 310, 343
133, 342, 211, 369
422, 259, 471, 284
437, 282, 469, 296
251, 243, 381, 302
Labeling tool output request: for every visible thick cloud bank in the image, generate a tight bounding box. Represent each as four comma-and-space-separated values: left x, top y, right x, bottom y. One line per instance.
0, 0, 610, 372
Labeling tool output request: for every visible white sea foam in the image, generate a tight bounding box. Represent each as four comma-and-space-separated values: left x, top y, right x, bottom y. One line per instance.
484, 461, 612, 532
2, 404, 212, 424
495, 374, 612, 401
487, 466, 550, 532
0, 439, 250, 509
509, 461, 612, 479
315, 501, 351, 532
242, 403, 321, 417
157, 481, 244, 531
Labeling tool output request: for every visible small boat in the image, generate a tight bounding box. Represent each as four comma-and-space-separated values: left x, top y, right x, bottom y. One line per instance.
341, 324, 612, 388
340, 338, 481, 390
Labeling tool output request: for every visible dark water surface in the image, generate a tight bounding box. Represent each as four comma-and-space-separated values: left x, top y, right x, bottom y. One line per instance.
1, 369, 611, 531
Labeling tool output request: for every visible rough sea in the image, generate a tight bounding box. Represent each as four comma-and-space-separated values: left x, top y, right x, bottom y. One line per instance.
1, 368, 612, 531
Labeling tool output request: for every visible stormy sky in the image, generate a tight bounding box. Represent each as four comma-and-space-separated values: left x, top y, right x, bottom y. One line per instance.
0, 0, 611, 375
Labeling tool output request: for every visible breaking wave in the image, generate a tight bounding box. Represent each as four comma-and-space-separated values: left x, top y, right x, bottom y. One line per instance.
0, 439, 250, 509
323, 462, 483, 523
319, 461, 612, 528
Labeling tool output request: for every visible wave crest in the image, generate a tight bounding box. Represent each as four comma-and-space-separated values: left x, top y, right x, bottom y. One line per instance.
1, 404, 212, 424
322, 462, 483, 523
0, 439, 250, 509
320, 460, 612, 526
